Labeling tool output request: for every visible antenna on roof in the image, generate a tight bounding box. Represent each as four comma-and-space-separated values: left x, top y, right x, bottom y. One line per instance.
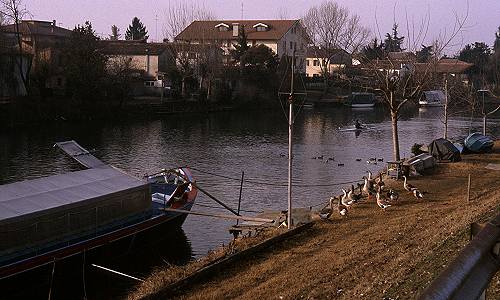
155, 14, 158, 42
241, 1, 244, 19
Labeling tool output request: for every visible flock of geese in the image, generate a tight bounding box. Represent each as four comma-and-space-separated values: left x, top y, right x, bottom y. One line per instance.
320, 171, 425, 219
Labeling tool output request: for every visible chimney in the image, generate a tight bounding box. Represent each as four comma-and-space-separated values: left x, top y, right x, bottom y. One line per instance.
51, 20, 56, 32
232, 23, 239, 37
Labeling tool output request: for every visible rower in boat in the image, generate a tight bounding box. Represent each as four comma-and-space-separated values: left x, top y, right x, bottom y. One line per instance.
355, 119, 362, 130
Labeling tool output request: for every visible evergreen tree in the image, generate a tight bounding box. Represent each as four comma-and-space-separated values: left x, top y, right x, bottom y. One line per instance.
230, 25, 250, 63
416, 44, 434, 62
458, 42, 491, 86
361, 38, 385, 61
492, 26, 500, 88
494, 26, 500, 51
109, 25, 121, 40
63, 21, 107, 106
125, 17, 148, 41
384, 23, 405, 52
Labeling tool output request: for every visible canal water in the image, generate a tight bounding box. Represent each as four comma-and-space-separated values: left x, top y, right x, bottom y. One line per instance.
1, 105, 498, 298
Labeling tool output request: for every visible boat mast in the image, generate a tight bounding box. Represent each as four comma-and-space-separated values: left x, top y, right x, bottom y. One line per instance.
287, 48, 295, 229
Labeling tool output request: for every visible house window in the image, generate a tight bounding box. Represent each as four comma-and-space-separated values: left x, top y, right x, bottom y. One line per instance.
313, 60, 319, 66
306, 60, 309, 66
218, 27, 228, 32
256, 26, 266, 32
290, 41, 293, 50
313, 74, 320, 78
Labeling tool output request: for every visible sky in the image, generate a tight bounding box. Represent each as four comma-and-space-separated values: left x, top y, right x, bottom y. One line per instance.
20, 0, 500, 54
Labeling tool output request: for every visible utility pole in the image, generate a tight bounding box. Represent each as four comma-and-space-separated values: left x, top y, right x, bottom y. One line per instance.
287, 47, 295, 230
443, 75, 448, 139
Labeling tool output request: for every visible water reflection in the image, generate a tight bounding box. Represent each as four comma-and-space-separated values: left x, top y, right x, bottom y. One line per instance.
0, 228, 192, 299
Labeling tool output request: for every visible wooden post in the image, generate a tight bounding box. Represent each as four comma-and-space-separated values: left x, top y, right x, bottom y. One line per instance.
467, 174, 471, 202
236, 171, 244, 226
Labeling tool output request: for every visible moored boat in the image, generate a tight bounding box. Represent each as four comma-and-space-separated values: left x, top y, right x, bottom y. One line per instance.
419, 90, 445, 107
464, 133, 494, 153
0, 141, 197, 279
348, 92, 376, 108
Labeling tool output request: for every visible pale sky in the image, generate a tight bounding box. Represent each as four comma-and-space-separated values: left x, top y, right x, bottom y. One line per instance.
21, 0, 500, 54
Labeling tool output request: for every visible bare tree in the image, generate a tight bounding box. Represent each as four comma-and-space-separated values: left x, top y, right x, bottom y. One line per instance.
163, 1, 217, 98
302, 1, 370, 87
1, 0, 31, 94
163, 1, 215, 42
276, 6, 289, 20
106, 55, 135, 108
360, 7, 468, 161
478, 90, 500, 135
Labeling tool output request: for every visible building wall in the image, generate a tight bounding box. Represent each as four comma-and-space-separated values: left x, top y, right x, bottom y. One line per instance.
108, 54, 160, 78
305, 57, 346, 77
276, 23, 307, 73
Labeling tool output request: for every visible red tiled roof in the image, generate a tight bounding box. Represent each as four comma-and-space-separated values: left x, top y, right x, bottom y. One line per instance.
1, 20, 72, 38
415, 59, 473, 74
100, 40, 167, 56
175, 20, 298, 41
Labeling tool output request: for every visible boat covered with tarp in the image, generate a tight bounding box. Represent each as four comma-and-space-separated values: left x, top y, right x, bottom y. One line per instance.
0, 141, 197, 279
464, 133, 494, 153
428, 138, 461, 162
419, 90, 445, 107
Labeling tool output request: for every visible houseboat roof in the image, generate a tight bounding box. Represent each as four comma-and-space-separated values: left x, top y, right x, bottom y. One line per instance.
0, 167, 147, 224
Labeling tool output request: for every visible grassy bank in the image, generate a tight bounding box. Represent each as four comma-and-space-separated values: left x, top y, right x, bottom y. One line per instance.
130, 142, 500, 299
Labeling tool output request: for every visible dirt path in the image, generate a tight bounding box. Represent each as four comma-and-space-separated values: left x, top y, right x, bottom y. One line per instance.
133, 143, 500, 300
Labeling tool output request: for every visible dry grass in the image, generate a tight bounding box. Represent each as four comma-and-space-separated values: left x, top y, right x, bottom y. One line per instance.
128, 227, 287, 299
130, 142, 500, 300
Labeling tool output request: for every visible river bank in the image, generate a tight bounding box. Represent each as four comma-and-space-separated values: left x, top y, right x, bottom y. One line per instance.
130, 141, 500, 299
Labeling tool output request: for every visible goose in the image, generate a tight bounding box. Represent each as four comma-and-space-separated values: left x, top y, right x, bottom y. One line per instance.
341, 189, 352, 208
376, 173, 385, 191
367, 171, 376, 185
362, 176, 374, 197
356, 182, 363, 194
376, 188, 392, 210
403, 175, 417, 192
386, 189, 399, 202
337, 197, 348, 216
412, 189, 424, 199
348, 184, 362, 202
319, 197, 335, 220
